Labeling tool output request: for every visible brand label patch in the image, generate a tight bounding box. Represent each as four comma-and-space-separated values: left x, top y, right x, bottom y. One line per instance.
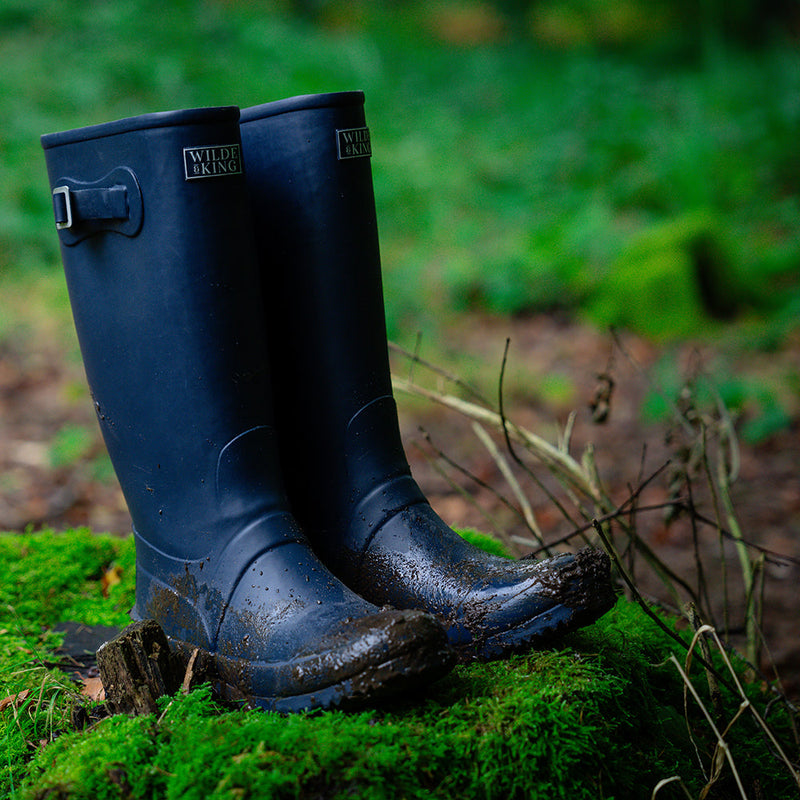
336, 127, 371, 160
183, 144, 242, 180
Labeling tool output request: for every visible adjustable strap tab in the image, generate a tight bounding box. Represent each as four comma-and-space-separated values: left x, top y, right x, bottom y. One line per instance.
50, 167, 144, 246
53, 184, 129, 230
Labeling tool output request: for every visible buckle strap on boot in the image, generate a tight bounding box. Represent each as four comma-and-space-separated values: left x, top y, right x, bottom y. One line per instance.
53, 185, 128, 229
51, 166, 144, 245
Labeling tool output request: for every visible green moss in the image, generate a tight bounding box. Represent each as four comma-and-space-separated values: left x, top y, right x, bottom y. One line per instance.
1, 529, 796, 800
0, 530, 135, 797
456, 527, 512, 557
584, 211, 742, 340
0, 528, 135, 631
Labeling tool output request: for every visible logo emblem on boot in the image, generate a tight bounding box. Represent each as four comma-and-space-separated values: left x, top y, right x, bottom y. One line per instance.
183, 144, 243, 180
336, 128, 371, 160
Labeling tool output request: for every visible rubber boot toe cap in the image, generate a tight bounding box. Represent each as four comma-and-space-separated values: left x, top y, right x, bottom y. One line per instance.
208, 544, 455, 711
355, 505, 617, 660
213, 607, 454, 712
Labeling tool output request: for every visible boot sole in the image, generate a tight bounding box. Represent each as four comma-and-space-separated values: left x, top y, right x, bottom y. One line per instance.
216, 646, 454, 713
455, 593, 617, 662
168, 621, 455, 713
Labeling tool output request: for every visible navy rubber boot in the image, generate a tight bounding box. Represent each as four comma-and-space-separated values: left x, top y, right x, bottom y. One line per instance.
41, 107, 454, 711
240, 92, 617, 661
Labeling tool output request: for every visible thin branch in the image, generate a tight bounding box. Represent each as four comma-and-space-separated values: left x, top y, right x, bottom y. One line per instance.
389, 339, 491, 407
524, 499, 691, 554
670, 652, 749, 800
651, 776, 694, 800
497, 339, 589, 536
470, 421, 548, 552
686, 476, 716, 627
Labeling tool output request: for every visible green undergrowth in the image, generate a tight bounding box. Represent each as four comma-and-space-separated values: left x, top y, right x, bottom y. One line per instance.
1, 529, 796, 799
3, 1, 799, 445
3, 0, 800, 344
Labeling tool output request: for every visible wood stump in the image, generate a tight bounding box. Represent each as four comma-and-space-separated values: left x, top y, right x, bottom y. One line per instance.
96, 619, 183, 715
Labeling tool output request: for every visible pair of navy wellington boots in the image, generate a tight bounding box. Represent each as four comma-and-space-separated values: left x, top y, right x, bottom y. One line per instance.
42, 92, 616, 712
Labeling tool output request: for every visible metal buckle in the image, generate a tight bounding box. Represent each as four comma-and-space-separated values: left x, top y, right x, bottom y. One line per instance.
53, 185, 72, 230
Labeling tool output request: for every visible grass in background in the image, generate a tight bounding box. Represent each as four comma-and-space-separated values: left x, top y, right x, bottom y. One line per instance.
2, 0, 799, 340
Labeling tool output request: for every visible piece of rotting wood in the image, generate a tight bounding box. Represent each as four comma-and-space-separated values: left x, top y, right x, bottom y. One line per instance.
96, 619, 182, 716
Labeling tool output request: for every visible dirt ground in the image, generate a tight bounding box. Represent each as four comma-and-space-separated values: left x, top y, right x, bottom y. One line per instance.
2, 312, 798, 697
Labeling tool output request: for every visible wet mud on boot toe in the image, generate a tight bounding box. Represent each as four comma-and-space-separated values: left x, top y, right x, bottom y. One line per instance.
465, 547, 618, 661
352, 504, 617, 660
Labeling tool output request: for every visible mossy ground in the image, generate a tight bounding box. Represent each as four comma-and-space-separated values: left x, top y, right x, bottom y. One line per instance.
1, 529, 796, 799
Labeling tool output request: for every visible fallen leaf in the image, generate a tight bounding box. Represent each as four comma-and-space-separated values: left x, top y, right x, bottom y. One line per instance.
101, 564, 123, 598
81, 676, 105, 702
0, 689, 31, 712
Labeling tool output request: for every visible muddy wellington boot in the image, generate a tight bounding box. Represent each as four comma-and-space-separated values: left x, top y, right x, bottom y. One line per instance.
240, 92, 617, 661
41, 106, 454, 711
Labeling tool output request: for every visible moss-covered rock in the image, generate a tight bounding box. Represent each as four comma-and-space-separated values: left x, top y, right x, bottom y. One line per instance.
584, 211, 742, 340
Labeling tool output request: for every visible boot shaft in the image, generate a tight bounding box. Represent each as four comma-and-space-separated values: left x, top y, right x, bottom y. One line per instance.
240, 93, 410, 537
239, 93, 396, 416
42, 108, 288, 557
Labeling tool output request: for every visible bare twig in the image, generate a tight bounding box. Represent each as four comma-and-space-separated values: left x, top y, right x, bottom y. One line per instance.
686, 477, 716, 627
671, 651, 749, 800
686, 603, 724, 722
683, 624, 800, 792
470, 421, 547, 551
410, 437, 508, 544
497, 339, 591, 532
389, 339, 491, 407
651, 775, 695, 799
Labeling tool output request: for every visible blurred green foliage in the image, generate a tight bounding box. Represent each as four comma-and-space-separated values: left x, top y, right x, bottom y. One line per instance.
48, 424, 94, 469
1, 1, 798, 396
